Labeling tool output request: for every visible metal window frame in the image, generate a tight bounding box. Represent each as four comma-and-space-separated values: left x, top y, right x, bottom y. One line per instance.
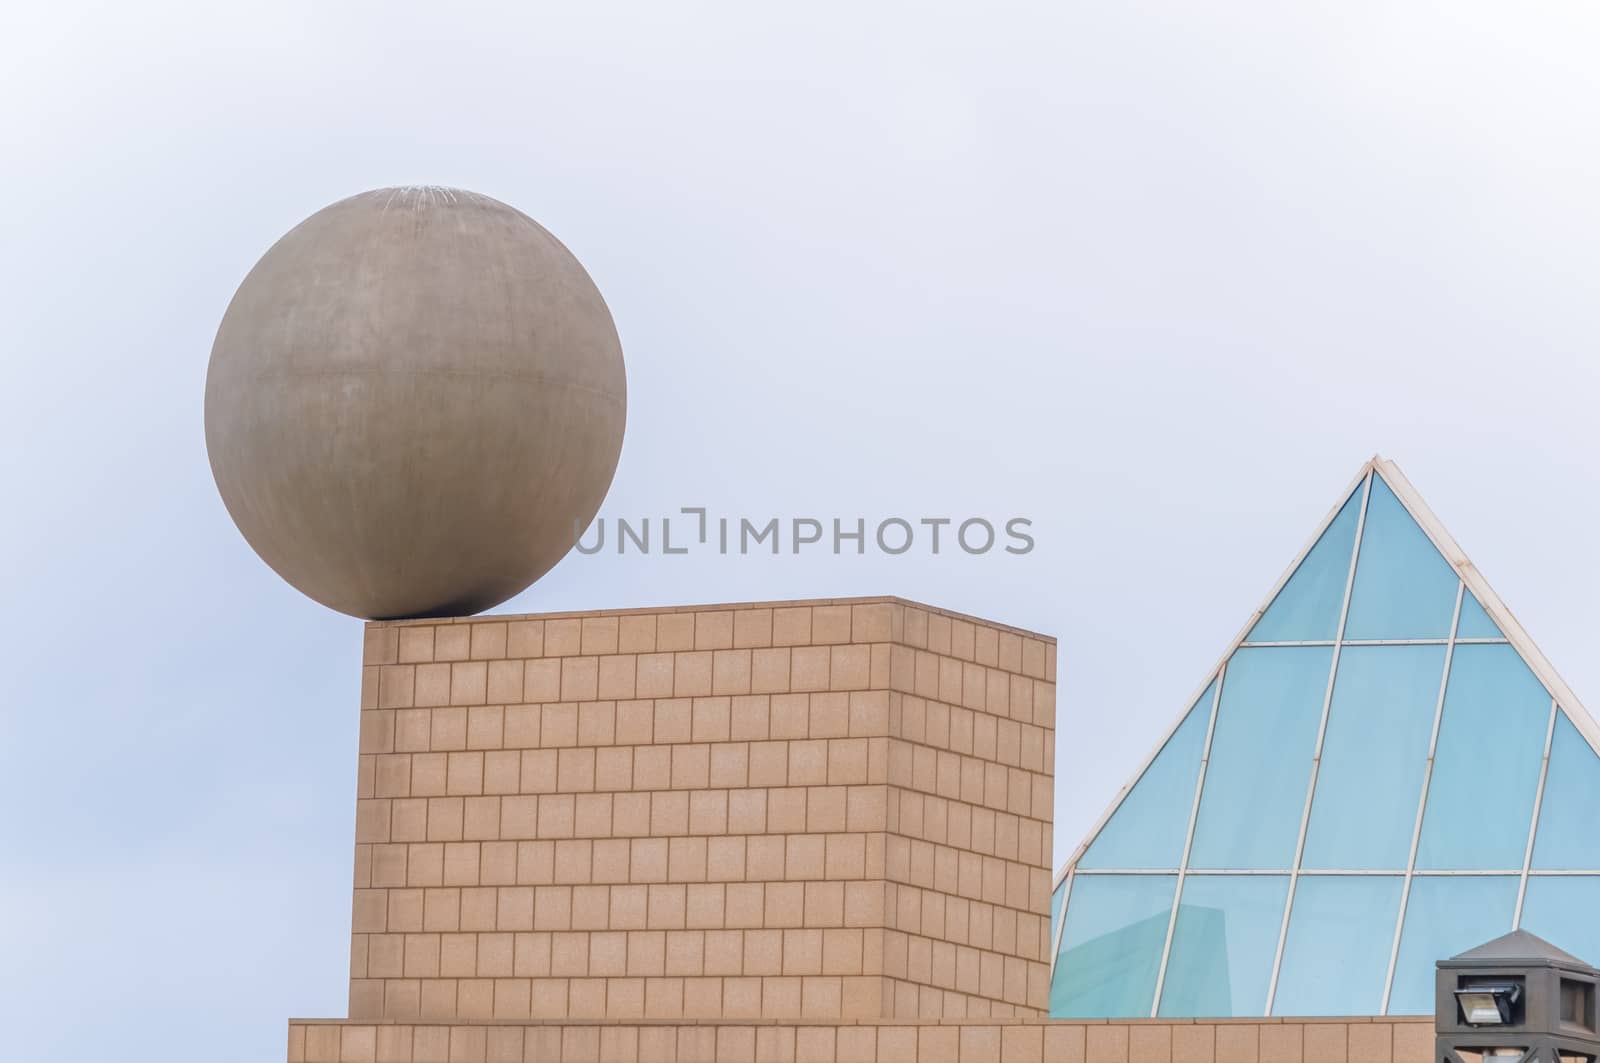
1049, 455, 1600, 1018
1263, 468, 1374, 1014
1514, 698, 1559, 925
1379, 580, 1466, 1011
1149, 662, 1226, 1014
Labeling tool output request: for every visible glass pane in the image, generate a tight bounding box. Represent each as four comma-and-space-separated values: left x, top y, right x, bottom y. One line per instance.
1456, 591, 1504, 640
1248, 483, 1363, 643
1389, 876, 1518, 1014
1050, 880, 1065, 943
1158, 875, 1288, 1018
1080, 680, 1214, 869
1189, 647, 1331, 870
1533, 713, 1600, 870
1343, 475, 1458, 640
1051, 875, 1176, 1018
1520, 877, 1600, 968
1417, 644, 1549, 870
1302, 645, 1444, 870
1273, 876, 1402, 1016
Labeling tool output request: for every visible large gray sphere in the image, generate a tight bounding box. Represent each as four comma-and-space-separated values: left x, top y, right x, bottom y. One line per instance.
205, 187, 626, 620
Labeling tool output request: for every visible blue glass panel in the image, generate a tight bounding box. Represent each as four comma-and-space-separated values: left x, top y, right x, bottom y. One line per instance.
1417, 644, 1549, 870
1520, 877, 1600, 968
1051, 875, 1176, 1017
1248, 484, 1363, 643
1080, 681, 1214, 869
1389, 876, 1518, 1014
1343, 475, 1458, 640
1158, 875, 1287, 1017
1189, 647, 1331, 870
1456, 591, 1504, 639
1532, 713, 1600, 870
1273, 876, 1402, 1016
1302, 646, 1443, 870
1050, 880, 1065, 943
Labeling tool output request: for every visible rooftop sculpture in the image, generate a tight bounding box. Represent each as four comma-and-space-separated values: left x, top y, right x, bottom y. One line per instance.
205, 186, 626, 619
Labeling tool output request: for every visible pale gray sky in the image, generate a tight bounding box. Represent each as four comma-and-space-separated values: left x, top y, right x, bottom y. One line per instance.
3, 2, 1599, 1058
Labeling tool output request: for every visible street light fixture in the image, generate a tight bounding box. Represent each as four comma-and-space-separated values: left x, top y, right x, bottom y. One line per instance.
1456, 983, 1524, 1027
1436, 930, 1600, 1063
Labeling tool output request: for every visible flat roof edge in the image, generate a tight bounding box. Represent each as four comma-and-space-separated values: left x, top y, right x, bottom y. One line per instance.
366, 594, 1056, 643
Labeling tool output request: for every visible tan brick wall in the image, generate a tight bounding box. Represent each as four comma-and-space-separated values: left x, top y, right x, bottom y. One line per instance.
349, 598, 1055, 1024
881, 608, 1056, 1018
287, 1017, 1436, 1063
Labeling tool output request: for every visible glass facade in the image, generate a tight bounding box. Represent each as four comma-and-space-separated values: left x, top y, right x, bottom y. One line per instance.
1521, 877, 1600, 973
1389, 876, 1519, 1014
1079, 682, 1213, 869
1051, 874, 1175, 1017
1050, 466, 1600, 1019
1158, 874, 1287, 1017
1189, 647, 1329, 870
1456, 590, 1504, 639
1531, 715, 1600, 870
1342, 475, 1458, 640
1247, 485, 1362, 643
1415, 644, 1549, 871
1301, 645, 1441, 870
1273, 876, 1401, 1016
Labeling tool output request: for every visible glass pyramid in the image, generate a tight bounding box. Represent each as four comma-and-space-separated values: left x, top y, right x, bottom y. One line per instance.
1049, 458, 1600, 1018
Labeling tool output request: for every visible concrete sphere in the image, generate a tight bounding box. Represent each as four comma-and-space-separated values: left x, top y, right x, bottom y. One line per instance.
205, 187, 626, 619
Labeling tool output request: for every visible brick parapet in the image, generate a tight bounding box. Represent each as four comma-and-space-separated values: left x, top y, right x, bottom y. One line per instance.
347, 598, 1054, 1023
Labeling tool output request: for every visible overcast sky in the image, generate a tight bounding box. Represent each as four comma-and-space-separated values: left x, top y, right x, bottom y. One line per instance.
4, 2, 1599, 1058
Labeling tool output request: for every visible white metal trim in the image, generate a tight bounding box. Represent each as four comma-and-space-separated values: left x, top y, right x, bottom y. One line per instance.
1514, 699, 1559, 927
1046, 868, 1072, 982
1264, 470, 1374, 1016
1073, 868, 1274, 875
1149, 662, 1226, 1016
1380, 580, 1464, 1013
1240, 637, 1507, 648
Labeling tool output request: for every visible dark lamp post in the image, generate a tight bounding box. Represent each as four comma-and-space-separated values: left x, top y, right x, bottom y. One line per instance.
1436, 930, 1600, 1063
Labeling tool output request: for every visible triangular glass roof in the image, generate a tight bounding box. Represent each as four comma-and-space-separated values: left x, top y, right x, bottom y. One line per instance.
1050, 457, 1600, 1019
